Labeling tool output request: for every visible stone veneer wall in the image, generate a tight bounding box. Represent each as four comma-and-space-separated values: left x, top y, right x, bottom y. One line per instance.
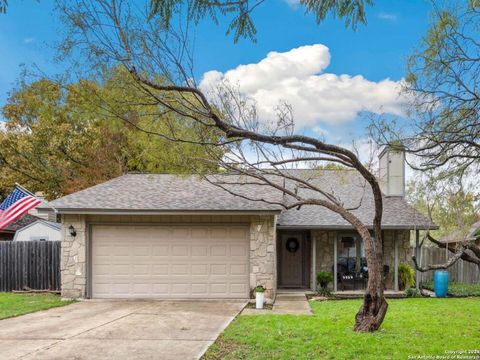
311, 229, 410, 291
61, 214, 88, 299
249, 215, 276, 301
60, 214, 276, 300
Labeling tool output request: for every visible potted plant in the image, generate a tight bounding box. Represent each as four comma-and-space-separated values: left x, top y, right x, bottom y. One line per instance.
316, 271, 333, 296
255, 285, 265, 309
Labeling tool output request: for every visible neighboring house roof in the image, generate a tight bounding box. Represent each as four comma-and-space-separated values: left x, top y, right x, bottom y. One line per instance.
0, 213, 40, 234
14, 219, 62, 233
440, 222, 480, 243
41, 171, 436, 230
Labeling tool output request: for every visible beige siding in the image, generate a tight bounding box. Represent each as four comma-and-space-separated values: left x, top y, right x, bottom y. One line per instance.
14, 223, 61, 241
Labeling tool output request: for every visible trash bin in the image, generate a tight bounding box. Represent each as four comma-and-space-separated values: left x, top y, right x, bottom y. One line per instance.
434, 270, 449, 297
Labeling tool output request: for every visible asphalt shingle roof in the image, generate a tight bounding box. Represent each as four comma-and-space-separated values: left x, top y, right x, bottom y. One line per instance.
44, 172, 436, 229
45, 173, 283, 213
276, 170, 435, 229
1, 214, 40, 233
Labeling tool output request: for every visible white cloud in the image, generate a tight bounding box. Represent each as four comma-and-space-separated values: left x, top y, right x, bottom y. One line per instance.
284, 0, 300, 8
200, 44, 408, 129
312, 126, 329, 137
378, 12, 397, 21
23, 37, 35, 44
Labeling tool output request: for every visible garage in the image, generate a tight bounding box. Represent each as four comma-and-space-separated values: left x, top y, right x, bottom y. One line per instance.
90, 224, 250, 299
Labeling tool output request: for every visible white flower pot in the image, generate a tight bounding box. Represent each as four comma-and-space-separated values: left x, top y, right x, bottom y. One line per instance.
255, 292, 264, 309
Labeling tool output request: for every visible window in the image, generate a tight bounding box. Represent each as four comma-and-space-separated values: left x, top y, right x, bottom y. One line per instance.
337, 235, 366, 274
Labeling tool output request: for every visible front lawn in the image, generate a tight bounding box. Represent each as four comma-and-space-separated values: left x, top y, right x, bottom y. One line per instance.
204, 298, 480, 360
0, 293, 74, 320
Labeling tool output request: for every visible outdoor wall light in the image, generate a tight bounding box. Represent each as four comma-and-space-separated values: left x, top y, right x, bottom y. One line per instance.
68, 225, 77, 237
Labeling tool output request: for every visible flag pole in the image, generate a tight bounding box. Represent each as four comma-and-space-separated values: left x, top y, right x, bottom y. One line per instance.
14, 183, 58, 214
15, 183, 39, 199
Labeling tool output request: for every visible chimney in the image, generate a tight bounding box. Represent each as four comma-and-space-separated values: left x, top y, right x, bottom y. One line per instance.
378, 146, 405, 197
28, 192, 57, 222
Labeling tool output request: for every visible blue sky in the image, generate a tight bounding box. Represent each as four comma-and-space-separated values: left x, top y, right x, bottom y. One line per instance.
0, 0, 432, 143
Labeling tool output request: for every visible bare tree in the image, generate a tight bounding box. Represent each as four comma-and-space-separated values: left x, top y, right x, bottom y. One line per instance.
57, 0, 388, 331
412, 223, 480, 272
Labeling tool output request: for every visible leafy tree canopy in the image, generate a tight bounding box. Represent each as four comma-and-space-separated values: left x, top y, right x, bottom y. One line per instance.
149, 0, 372, 42
0, 67, 221, 200
407, 175, 479, 241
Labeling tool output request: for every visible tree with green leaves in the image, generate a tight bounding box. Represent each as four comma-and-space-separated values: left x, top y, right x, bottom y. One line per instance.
407, 174, 480, 269
372, 1, 480, 178
0, 0, 7, 14
149, 0, 372, 42
0, 68, 221, 199
371, 1, 480, 272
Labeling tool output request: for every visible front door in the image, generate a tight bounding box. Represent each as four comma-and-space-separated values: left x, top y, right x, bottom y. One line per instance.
278, 232, 310, 288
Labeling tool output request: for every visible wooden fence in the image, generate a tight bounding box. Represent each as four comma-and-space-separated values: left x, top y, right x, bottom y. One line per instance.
0, 241, 61, 292
416, 246, 480, 284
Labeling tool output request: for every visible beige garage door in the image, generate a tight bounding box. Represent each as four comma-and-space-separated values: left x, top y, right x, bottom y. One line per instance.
91, 225, 250, 299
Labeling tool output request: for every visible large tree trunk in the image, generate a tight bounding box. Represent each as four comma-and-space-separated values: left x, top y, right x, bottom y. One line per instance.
353, 223, 388, 332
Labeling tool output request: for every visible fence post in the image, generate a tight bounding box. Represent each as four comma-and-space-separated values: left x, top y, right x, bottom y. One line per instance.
415, 230, 420, 290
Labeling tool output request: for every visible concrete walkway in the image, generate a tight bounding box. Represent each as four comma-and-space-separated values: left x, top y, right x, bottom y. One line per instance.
0, 300, 246, 360
242, 292, 312, 315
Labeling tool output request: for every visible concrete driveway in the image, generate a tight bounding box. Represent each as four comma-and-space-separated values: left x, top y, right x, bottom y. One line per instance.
0, 300, 246, 360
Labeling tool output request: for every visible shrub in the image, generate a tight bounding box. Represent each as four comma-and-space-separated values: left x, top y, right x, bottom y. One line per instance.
405, 287, 422, 298
316, 271, 333, 290
422, 281, 480, 297
398, 263, 415, 290
255, 285, 265, 293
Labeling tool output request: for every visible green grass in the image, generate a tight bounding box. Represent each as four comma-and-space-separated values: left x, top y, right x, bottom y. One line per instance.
0, 293, 74, 320
422, 281, 480, 297
204, 298, 480, 360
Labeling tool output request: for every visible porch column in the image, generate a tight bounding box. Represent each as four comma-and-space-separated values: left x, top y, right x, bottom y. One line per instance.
394, 233, 399, 291
311, 235, 316, 291
415, 229, 420, 290
333, 235, 337, 292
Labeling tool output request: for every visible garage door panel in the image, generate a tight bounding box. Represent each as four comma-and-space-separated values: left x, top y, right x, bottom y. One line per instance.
91, 225, 249, 299
152, 246, 169, 255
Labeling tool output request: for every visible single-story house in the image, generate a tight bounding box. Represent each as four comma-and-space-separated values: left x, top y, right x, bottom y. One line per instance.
13, 219, 61, 241
39, 148, 436, 301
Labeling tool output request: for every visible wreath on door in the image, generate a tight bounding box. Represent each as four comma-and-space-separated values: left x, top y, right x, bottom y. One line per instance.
286, 237, 300, 253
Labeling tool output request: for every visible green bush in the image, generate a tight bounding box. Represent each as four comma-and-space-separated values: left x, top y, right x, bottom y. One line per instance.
405, 287, 422, 298
398, 263, 415, 290
255, 285, 265, 293
316, 271, 333, 290
422, 281, 480, 297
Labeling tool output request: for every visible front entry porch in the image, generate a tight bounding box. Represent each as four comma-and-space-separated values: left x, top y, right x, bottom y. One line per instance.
277, 229, 411, 293
277, 231, 311, 289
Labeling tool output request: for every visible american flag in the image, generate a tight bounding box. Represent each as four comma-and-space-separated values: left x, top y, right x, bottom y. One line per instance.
0, 186, 41, 231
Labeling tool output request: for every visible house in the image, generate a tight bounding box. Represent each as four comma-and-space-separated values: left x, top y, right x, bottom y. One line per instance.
39, 147, 436, 301
13, 219, 61, 241
0, 214, 39, 241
